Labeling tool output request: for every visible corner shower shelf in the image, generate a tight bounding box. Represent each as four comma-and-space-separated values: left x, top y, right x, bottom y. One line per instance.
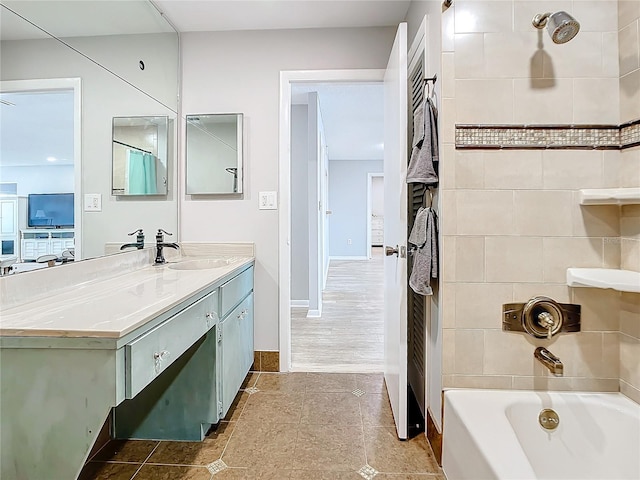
567, 268, 640, 293
579, 188, 640, 205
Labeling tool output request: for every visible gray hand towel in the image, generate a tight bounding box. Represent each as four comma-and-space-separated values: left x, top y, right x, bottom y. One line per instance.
407, 97, 439, 185
409, 207, 438, 296
408, 206, 429, 247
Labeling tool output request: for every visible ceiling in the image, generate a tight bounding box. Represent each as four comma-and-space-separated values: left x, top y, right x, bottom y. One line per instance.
0, 1, 402, 167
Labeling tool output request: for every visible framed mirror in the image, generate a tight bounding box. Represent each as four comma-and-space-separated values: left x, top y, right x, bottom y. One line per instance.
112, 116, 169, 196
186, 114, 243, 194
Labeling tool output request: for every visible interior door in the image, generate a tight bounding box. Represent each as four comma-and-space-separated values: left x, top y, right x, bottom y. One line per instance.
383, 22, 408, 440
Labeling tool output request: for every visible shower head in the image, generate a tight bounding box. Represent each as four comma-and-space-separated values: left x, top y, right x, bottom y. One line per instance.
532, 11, 580, 44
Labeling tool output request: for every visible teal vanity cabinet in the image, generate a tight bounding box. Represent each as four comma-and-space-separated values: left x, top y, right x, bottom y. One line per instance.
217, 266, 254, 418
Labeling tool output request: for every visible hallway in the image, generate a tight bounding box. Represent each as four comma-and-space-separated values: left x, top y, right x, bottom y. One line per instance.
291, 248, 384, 373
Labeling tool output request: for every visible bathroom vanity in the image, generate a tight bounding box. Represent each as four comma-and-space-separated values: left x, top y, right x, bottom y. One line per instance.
0, 244, 254, 480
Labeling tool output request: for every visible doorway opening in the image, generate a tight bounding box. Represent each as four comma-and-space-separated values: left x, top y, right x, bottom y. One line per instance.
278, 69, 386, 373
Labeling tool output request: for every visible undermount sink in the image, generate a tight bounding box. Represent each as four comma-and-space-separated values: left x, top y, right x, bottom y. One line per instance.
168, 258, 233, 270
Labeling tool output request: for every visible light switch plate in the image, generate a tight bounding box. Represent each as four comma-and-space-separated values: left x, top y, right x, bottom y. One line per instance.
259, 191, 277, 210
84, 193, 102, 212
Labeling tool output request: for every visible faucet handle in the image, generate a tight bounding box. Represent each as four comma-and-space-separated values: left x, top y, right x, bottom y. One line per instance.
128, 228, 144, 236
157, 228, 173, 237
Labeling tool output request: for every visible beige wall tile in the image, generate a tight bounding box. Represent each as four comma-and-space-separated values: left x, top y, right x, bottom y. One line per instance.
514, 190, 573, 237
442, 236, 456, 282
455, 190, 514, 235
621, 238, 640, 271
441, 282, 457, 328
603, 239, 621, 269
442, 53, 455, 98
454, 33, 485, 79
549, 332, 607, 378
454, 1, 513, 33
620, 69, 640, 123
442, 6, 455, 52
620, 379, 640, 403
441, 98, 456, 145
602, 150, 621, 189
619, 21, 640, 77
513, 376, 619, 391
573, 202, 620, 238
572, 288, 621, 332
484, 329, 537, 375
485, 236, 544, 283
442, 328, 455, 374
455, 79, 514, 124
483, 150, 543, 190
454, 329, 484, 374
484, 32, 541, 79
620, 333, 640, 388
573, 1, 619, 33
542, 150, 604, 190
513, 283, 572, 303
444, 374, 512, 389
455, 236, 485, 282
620, 292, 640, 339
455, 282, 513, 329
439, 144, 456, 190
454, 150, 484, 189
543, 237, 604, 283
618, 1, 640, 29
621, 205, 640, 239
620, 147, 640, 188
603, 32, 620, 80
573, 78, 620, 124
602, 332, 621, 379
439, 190, 457, 235
513, 78, 573, 124
542, 32, 605, 78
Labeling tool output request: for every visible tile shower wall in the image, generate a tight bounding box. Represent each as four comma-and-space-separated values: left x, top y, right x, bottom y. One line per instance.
618, 0, 640, 403
440, 0, 624, 392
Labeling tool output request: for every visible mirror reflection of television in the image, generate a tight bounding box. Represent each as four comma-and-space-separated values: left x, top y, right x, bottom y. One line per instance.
28, 193, 74, 228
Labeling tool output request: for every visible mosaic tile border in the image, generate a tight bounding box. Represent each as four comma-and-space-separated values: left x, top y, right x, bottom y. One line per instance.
455, 119, 640, 150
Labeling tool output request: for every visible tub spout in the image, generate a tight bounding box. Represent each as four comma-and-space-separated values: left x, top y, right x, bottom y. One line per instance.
534, 347, 563, 376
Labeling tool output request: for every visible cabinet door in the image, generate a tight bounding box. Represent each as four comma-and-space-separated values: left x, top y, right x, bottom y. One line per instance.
0, 201, 15, 235
218, 292, 254, 418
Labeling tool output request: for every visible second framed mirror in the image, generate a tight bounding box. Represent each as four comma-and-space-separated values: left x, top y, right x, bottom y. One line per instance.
186, 113, 243, 195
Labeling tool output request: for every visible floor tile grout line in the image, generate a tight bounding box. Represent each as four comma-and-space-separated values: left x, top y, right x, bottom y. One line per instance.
129, 441, 160, 479
216, 373, 257, 462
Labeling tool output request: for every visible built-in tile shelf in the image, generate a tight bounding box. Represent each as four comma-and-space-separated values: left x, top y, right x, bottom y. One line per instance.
579, 188, 640, 206
567, 268, 640, 293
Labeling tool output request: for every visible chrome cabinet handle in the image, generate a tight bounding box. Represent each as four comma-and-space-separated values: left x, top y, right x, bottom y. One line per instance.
153, 350, 170, 373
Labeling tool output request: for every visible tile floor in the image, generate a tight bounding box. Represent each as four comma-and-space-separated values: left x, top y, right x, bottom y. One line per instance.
80, 372, 444, 480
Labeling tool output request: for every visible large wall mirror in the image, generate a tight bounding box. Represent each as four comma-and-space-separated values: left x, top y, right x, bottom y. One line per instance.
0, 0, 179, 265
186, 114, 244, 195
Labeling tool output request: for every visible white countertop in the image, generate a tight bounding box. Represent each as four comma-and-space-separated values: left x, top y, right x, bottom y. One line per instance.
0, 256, 253, 339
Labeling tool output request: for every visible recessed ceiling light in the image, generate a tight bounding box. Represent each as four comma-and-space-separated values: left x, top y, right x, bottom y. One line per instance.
46, 156, 57, 162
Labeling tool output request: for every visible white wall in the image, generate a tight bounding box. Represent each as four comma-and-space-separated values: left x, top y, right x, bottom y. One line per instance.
329, 159, 383, 257
180, 27, 396, 351
371, 176, 384, 216
0, 165, 74, 195
290, 104, 310, 302
1, 33, 178, 258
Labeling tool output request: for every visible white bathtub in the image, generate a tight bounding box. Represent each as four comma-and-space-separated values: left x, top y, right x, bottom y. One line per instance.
442, 389, 640, 480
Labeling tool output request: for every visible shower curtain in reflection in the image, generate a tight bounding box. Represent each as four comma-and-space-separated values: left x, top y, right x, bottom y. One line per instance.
126, 150, 158, 194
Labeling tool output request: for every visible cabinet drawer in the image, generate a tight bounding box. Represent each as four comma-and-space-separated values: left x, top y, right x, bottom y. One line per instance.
125, 290, 218, 399
220, 266, 253, 318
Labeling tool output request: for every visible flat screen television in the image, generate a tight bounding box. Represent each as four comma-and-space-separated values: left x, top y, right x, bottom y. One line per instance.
28, 193, 74, 228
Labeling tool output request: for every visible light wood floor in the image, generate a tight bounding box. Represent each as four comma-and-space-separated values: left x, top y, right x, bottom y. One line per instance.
291, 247, 384, 373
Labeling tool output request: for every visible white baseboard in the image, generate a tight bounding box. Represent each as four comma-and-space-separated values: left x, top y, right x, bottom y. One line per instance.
290, 300, 309, 308
329, 255, 369, 261
306, 309, 322, 318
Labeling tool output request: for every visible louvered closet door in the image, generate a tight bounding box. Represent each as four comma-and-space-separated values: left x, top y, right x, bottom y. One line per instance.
407, 51, 428, 419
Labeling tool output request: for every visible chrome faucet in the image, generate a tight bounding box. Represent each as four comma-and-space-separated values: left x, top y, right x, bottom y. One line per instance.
120, 229, 145, 250
534, 347, 563, 376
154, 228, 179, 265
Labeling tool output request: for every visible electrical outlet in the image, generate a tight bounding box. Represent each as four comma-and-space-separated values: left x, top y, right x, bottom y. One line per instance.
258, 191, 277, 210
347, 238, 352, 245
84, 193, 102, 212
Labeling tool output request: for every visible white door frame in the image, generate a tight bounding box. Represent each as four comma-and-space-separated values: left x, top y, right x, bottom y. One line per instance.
278, 69, 384, 372
366, 172, 384, 259
0, 78, 82, 261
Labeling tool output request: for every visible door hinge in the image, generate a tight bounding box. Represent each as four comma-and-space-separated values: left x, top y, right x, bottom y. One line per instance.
218, 401, 223, 417
217, 327, 223, 343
